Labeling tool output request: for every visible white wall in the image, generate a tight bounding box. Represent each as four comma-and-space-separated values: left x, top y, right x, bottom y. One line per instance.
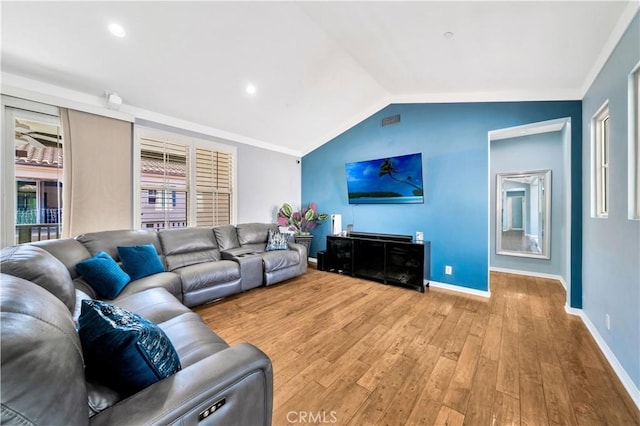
236, 143, 301, 223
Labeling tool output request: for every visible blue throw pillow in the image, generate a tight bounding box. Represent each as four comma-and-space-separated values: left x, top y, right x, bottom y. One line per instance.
78, 300, 181, 395
265, 230, 289, 251
117, 244, 165, 281
76, 251, 130, 299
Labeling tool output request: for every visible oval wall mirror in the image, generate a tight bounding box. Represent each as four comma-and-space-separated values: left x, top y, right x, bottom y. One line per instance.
496, 170, 551, 259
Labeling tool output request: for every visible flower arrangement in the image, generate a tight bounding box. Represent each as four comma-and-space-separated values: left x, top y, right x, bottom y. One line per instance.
277, 202, 328, 234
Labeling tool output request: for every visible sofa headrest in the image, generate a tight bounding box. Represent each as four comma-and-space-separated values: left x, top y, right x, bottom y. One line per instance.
158, 227, 221, 271
0, 245, 76, 312
76, 229, 164, 264
213, 225, 241, 250
32, 238, 92, 279
236, 223, 278, 246
0, 273, 87, 425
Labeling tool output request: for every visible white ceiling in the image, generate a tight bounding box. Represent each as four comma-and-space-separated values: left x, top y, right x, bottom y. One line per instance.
1, 1, 638, 156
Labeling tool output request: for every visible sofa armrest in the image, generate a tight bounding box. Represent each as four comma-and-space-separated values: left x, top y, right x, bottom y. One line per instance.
288, 242, 308, 274
90, 343, 273, 426
221, 247, 256, 258
221, 251, 264, 291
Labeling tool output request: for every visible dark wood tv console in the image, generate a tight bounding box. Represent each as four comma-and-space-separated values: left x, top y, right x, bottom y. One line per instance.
325, 232, 430, 293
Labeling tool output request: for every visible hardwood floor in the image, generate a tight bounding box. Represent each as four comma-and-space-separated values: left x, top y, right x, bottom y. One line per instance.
194, 268, 639, 425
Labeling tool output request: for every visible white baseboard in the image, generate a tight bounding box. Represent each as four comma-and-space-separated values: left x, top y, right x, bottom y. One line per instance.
489, 266, 568, 290
426, 280, 491, 298
565, 306, 640, 410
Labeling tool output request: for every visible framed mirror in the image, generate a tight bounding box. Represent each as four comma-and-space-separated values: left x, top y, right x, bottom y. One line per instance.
496, 170, 551, 259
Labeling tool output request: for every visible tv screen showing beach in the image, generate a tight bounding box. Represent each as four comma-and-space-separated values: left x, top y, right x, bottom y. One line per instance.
345, 153, 424, 204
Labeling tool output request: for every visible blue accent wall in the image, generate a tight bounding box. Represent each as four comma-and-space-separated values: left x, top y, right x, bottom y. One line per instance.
581, 11, 640, 391
302, 101, 582, 293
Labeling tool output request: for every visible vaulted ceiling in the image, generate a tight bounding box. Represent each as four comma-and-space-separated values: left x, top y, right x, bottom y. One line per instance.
1, 1, 637, 156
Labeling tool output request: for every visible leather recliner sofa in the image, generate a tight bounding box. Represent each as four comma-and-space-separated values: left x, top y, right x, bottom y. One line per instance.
0, 222, 305, 425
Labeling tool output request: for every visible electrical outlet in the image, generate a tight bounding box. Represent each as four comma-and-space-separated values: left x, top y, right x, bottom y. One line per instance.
606, 313, 611, 330
445, 265, 452, 275
416, 231, 424, 242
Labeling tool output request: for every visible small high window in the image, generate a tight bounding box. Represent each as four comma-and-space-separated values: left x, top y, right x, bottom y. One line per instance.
630, 63, 640, 220
592, 102, 610, 218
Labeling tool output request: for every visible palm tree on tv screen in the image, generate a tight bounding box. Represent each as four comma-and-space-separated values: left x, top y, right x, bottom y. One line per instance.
378, 158, 423, 196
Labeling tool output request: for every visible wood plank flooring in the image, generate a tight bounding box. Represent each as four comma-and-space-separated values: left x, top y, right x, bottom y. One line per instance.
194, 268, 639, 425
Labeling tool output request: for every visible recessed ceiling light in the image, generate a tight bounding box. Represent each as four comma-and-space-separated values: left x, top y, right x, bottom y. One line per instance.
108, 23, 126, 38
443, 31, 454, 39
246, 84, 257, 95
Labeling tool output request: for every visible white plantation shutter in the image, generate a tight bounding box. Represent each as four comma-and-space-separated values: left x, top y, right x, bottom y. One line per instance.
139, 138, 188, 229
136, 128, 235, 229
195, 147, 232, 226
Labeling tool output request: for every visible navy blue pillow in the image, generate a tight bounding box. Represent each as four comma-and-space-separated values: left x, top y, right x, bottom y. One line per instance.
78, 300, 181, 395
117, 244, 165, 281
265, 230, 289, 251
76, 251, 130, 299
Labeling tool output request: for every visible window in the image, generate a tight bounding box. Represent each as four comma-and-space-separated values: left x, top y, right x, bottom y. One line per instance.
139, 138, 188, 229
195, 147, 232, 226
3, 106, 63, 244
592, 102, 610, 218
630, 63, 640, 219
136, 127, 235, 229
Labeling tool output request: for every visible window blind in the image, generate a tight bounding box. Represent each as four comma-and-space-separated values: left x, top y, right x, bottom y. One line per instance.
139, 138, 188, 229
195, 147, 232, 226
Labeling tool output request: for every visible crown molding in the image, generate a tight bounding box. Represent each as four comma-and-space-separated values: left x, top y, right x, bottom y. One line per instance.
1, 72, 302, 158
580, 2, 640, 98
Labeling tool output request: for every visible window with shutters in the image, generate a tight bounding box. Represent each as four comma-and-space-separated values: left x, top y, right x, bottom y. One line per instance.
139, 138, 188, 229
136, 127, 235, 229
195, 147, 233, 226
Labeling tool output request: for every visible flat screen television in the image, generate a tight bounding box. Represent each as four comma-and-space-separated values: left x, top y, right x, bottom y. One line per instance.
345, 153, 424, 204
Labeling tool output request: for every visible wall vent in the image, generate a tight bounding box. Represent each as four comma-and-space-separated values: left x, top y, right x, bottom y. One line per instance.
381, 114, 401, 127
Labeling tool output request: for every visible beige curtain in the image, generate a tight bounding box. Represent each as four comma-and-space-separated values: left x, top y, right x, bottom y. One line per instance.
60, 109, 132, 237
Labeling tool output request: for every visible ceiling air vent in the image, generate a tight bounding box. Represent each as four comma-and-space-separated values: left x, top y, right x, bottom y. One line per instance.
381, 114, 400, 127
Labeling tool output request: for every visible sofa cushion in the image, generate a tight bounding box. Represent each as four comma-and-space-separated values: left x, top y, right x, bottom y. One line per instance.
265, 229, 289, 251
213, 224, 241, 250
87, 381, 122, 418
176, 260, 241, 294
159, 312, 230, 368
113, 287, 192, 324
117, 244, 165, 280
117, 272, 183, 302
76, 251, 131, 299
78, 299, 182, 396
159, 227, 221, 271
0, 244, 76, 312
0, 274, 87, 426
262, 250, 301, 272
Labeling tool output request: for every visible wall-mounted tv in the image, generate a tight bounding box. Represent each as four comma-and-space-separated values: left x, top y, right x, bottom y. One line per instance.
345, 153, 424, 204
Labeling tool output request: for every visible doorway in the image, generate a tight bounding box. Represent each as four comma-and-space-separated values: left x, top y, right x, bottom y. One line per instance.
488, 117, 572, 306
